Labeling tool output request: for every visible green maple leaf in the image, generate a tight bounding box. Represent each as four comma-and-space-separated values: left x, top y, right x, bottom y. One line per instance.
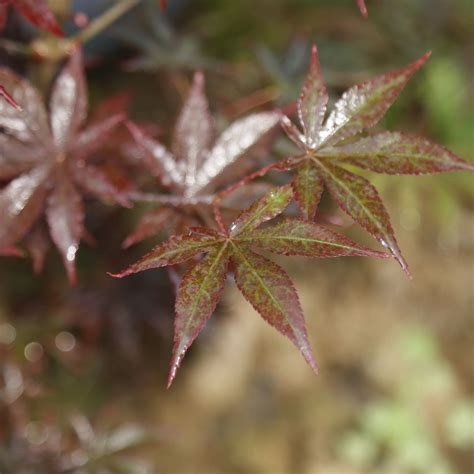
280, 45, 474, 276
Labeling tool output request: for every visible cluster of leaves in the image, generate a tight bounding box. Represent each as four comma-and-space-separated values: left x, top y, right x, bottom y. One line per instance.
0, 1, 472, 387
111, 45, 471, 385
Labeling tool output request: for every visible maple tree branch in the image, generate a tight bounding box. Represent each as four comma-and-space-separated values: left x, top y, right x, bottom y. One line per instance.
74, 0, 143, 44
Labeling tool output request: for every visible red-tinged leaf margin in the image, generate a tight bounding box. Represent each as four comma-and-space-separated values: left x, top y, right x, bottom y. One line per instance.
110, 230, 223, 278
321, 132, 474, 175
319, 52, 431, 148
231, 247, 317, 373
122, 207, 176, 249
317, 161, 410, 276
168, 244, 230, 388
242, 218, 389, 259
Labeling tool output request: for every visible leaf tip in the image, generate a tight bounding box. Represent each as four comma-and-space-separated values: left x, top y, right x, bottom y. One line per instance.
310, 44, 319, 65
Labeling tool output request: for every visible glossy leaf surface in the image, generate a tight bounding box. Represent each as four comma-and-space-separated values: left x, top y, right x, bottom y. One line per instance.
124, 72, 280, 243
113, 186, 385, 385
0, 49, 126, 283
280, 44, 473, 275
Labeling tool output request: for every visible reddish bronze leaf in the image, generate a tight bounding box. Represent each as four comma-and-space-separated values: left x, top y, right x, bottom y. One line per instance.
280, 44, 473, 276
50, 49, 88, 150
320, 52, 431, 147
45, 174, 84, 285
320, 132, 474, 174
292, 160, 323, 220
297, 44, 327, 148
169, 244, 230, 387
230, 184, 293, 236
0, 165, 49, 249
0, 48, 130, 281
231, 248, 317, 372
111, 230, 224, 278
122, 208, 176, 249
317, 161, 408, 275
0, 68, 49, 142
242, 218, 389, 259
113, 185, 385, 385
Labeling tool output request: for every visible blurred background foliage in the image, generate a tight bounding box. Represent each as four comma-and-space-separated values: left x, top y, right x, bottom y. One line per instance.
0, 0, 473, 472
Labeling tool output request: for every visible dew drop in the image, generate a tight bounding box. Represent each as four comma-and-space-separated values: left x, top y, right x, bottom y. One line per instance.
66, 245, 78, 262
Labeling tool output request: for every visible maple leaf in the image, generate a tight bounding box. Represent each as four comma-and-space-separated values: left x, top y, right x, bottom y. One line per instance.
111, 185, 388, 386
0, 0, 64, 36
122, 71, 281, 248
280, 45, 474, 276
0, 48, 128, 283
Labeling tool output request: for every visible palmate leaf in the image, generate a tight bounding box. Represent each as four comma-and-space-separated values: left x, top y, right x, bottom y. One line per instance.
0, 48, 127, 283
0, 0, 63, 36
280, 44, 474, 276
112, 186, 387, 386
123, 72, 281, 246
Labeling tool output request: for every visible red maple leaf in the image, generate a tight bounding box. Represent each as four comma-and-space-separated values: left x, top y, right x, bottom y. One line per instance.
0, 49, 128, 283
280, 45, 474, 276
112, 185, 388, 386
122, 72, 281, 248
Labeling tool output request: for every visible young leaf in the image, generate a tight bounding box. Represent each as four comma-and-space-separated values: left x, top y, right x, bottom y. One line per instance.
0, 48, 127, 283
280, 44, 474, 275
112, 185, 386, 385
